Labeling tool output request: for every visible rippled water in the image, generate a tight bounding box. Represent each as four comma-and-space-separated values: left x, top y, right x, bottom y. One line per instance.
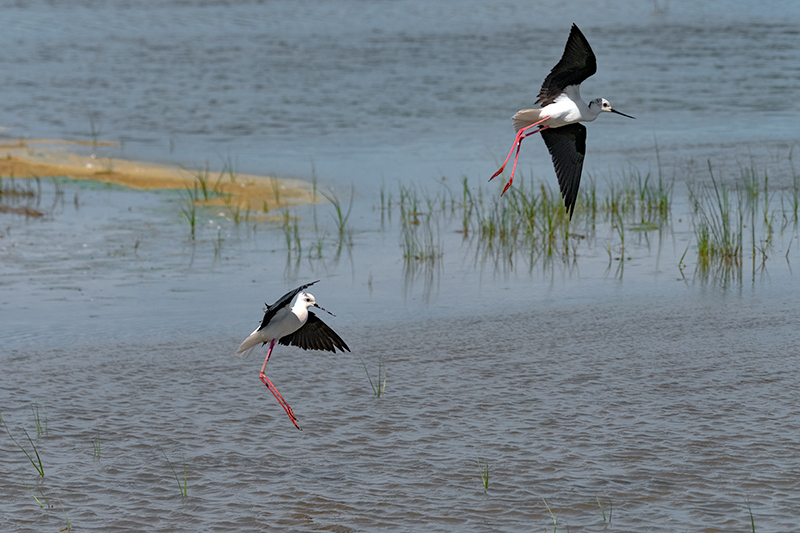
3, 0, 800, 531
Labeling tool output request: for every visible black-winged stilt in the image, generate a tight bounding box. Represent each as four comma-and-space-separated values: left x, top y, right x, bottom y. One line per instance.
489, 24, 635, 218
236, 280, 350, 430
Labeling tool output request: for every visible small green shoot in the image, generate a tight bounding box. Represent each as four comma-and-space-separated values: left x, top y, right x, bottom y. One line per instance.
271, 178, 282, 205
355, 354, 386, 397
744, 496, 756, 533
91, 431, 101, 458
88, 113, 102, 148
543, 498, 558, 533
4, 425, 44, 476
179, 181, 199, 239
596, 496, 612, 526
31, 403, 46, 435
162, 450, 188, 497
320, 186, 355, 251
281, 210, 301, 253
213, 226, 223, 258
57, 496, 71, 531
477, 457, 489, 490
24, 482, 51, 508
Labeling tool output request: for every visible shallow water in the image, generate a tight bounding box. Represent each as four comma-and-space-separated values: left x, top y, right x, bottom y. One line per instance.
3, 175, 800, 531
3, 0, 800, 531
2, 0, 800, 192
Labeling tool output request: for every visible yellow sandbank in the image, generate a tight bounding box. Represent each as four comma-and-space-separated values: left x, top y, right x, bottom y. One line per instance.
0, 139, 316, 211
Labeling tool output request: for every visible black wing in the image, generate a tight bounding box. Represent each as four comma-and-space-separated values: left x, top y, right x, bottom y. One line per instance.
541, 123, 586, 219
258, 280, 320, 331
278, 311, 350, 353
536, 24, 597, 107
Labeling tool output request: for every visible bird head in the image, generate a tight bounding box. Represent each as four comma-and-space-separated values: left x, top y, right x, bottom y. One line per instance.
590, 98, 635, 119
297, 292, 335, 316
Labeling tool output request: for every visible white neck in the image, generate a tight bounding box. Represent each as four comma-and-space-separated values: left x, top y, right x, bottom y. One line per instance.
585, 100, 602, 120
291, 300, 310, 321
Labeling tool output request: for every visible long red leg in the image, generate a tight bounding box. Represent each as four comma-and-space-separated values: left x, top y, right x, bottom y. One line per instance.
501, 125, 550, 195
259, 339, 302, 430
489, 120, 545, 181
489, 117, 551, 195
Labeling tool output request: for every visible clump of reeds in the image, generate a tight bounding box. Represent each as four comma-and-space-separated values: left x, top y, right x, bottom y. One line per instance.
186, 161, 213, 201
688, 161, 755, 283
397, 183, 444, 263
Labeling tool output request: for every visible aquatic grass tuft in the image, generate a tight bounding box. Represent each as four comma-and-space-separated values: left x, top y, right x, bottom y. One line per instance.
213, 226, 224, 259
355, 353, 386, 397
31, 403, 46, 436
24, 482, 51, 508
271, 177, 282, 206
162, 450, 188, 497
179, 181, 200, 240
320, 186, 355, 251
689, 162, 743, 282
477, 457, 489, 490
57, 496, 72, 531
744, 496, 756, 533
398, 183, 443, 263
543, 498, 559, 533
281, 209, 301, 254
217, 156, 249, 224
91, 430, 101, 459
88, 112, 102, 149
596, 496, 612, 526
4, 424, 44, 477
186, 161, 213, 201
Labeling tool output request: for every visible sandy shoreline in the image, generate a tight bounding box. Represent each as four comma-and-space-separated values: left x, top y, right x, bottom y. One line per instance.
0, 139, 316, 211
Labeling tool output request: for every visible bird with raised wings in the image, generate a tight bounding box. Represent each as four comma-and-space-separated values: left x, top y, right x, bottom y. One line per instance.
236, 280, 349, 430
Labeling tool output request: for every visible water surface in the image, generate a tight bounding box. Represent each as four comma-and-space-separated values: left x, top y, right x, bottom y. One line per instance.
2, 1, 800, 531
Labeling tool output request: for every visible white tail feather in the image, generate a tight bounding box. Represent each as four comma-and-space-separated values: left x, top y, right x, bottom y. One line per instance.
512, 108, 546, 132
235, 329, 262, 357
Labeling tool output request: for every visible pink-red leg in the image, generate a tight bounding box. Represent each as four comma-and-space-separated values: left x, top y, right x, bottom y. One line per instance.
259, 339, 302, 430
489, 121, 545, 181
501, 125, 550, 195
489, 117, 551, 195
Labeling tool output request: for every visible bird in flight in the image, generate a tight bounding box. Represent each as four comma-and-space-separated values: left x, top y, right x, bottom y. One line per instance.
489, 24, 634, 218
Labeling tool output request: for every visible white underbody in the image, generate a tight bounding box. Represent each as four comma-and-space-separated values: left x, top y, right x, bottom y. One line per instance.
512, 85, 599, 132
235, 300, 310, 357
